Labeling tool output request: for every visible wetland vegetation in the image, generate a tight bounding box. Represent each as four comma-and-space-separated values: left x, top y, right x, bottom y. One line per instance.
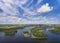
0, 24, 60, 40
23, 26, 48, 39
0, 25, 28, 30
23, 24, 60, 40
23, 31, 30, 37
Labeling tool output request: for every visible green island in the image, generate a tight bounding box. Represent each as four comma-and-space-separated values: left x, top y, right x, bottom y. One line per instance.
0, 29, 17, 36
50, 28, 60, 34
30, 27, 48, 39
5, 29, 17, 36
31, 32, 48, 39
23, 31, 30, 37
23, 26, 48, 39
50, 29, 60, 34
50, 26, 60, 34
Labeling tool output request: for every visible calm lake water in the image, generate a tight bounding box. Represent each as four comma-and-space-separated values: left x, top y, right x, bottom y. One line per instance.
0, 26, 60, 43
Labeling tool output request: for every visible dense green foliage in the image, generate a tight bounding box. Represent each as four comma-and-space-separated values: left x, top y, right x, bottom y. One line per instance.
23, 24, 60, 39
30, 27, 48, 39
0, 25, 27, 29
23, 31, 29, 34
23, 31, 30, 37
48, 24, 60, 33
5, 30, 17, 36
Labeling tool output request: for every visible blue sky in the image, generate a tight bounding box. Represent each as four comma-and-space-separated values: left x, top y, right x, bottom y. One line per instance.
0, 0, 60, 24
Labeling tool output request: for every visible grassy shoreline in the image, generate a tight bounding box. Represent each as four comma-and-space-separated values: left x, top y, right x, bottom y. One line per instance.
50, 28, 60, 34
0, 25, 27, 30
30, 27, 48, 39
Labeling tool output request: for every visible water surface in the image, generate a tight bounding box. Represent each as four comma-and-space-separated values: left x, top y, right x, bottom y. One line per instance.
0, 26, 60, 43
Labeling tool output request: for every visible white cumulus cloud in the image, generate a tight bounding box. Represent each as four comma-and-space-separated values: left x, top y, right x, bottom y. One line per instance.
37, 3, 53, 13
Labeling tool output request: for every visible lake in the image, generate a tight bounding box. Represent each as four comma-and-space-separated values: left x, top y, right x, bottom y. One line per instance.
0, 26, 60, 43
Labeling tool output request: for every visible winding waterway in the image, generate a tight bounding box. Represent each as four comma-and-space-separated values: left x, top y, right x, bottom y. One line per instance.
0, 26, 60, 43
